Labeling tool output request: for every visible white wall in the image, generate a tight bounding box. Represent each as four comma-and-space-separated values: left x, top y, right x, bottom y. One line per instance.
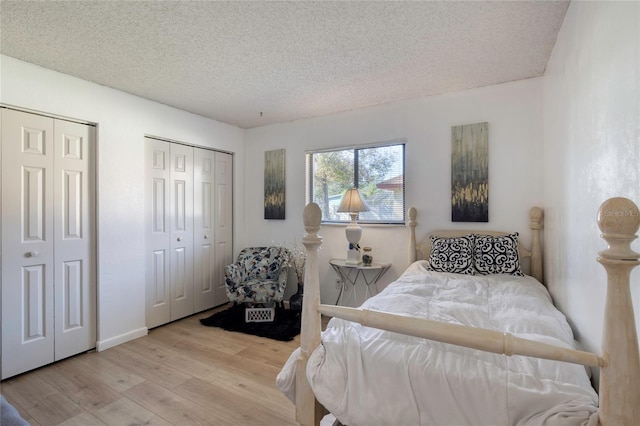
245, 78, 544, 304
542, 0, 640, 383
0, 55, 245, 349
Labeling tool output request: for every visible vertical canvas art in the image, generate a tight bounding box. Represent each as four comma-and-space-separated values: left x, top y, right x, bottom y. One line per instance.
451, 122, 489, 222
264, 149, 286, 219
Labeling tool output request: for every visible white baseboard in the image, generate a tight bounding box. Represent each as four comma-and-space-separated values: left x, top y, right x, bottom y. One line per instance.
96, 327, 148, 352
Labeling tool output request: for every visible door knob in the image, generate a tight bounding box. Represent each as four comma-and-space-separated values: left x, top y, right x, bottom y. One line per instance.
204, 234, 209, 239
177, 237, 183, 242
27, 251, 39, 257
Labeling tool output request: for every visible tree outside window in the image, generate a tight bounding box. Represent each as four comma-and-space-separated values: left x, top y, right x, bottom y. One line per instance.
307, 142, 405, 224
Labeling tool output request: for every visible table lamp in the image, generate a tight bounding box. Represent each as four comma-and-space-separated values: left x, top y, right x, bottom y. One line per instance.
337, 187, 370, 264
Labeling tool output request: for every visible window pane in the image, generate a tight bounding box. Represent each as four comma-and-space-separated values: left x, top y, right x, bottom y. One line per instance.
308, 142, 405, 224
311, 150, 353, 221
358, 145, 404, 223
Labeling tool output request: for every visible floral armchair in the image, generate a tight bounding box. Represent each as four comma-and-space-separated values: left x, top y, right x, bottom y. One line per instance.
224, 246, 291, 305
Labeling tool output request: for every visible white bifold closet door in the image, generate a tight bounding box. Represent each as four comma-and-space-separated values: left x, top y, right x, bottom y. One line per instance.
1, 108, 96, 380
145, 138, 232, 329
212, 150, 233, 305
193, 148, 234, 311
168, 142, 195, 321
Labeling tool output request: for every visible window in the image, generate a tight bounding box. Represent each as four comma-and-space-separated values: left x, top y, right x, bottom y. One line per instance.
306, 141, 405, 224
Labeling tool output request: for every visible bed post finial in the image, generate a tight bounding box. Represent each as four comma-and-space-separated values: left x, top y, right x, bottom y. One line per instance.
303, 202, 322, 240
596, 197, 640, 426
408, 207, 417, 264
529, 207, 544, 283
597, 197, 640, 259
297, 203, 324, 425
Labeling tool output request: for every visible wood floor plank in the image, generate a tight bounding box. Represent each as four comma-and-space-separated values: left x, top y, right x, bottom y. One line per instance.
98, 345, 192, 390
1, 373, 60, 410
142, 326, 282, 388
122, 381, 224, 426
1, 308, 303, 425
198, 361, 296, 415
36, 361, 122, 412
173, 377, 297, 426
152, 320, 254, 356
122, 333, 217, 378
149, 326, 251, 364
237, 340, 299, 370
93, 397, 173, 426
27, 393, 84, 425
70, 352, 146, 393
56, 410, 108, 426
1, 392, 41, 425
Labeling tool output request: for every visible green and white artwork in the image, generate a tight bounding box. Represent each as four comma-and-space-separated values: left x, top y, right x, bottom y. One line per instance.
264, 148, 286, 220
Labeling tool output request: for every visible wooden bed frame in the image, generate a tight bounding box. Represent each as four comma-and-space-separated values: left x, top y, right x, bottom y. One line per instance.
294, 197, 640, 426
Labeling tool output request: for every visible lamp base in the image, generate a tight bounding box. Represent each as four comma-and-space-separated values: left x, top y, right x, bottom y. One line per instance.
346, 248, 360, 265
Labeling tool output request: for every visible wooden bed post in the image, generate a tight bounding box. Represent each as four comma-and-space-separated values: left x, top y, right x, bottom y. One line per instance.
596, 197, 640, 425
296, 203, 324, 426
408, 207, 417, 264
529, 207, 544, 283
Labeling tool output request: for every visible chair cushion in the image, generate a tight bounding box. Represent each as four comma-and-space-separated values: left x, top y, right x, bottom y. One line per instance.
231, 279, 283, 304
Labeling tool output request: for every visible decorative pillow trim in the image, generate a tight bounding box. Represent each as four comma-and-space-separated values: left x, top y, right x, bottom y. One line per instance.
426, 235, 475, 275
473, 233, 524, 276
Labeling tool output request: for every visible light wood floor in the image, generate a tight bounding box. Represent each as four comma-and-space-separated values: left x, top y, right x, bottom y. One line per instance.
0, 305, 307, 426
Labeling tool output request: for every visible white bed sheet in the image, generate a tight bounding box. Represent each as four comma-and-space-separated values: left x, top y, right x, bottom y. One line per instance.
277, 261, 599, 426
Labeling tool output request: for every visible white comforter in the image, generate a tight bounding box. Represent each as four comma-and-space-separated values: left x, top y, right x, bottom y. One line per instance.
277, 261, 599, 426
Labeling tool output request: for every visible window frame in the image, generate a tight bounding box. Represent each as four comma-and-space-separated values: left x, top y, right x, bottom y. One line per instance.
305, 139, 406, 225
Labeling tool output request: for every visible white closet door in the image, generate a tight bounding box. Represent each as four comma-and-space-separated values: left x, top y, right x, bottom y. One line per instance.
169, 143, 194, 321
1, 109, 56, 379
213, 151, 233, 305
193, 148, 216, 312
146, 140, 231, 326
1, 109, 95, 379
53, 119, 96, 360
145, 138, 172, 328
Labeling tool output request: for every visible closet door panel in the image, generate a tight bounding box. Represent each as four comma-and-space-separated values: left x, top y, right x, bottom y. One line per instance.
213, 152, 233, 305
169, 143, 194, 321
145, 138, 171, 328
193, 148, 216, 311
1, 109, 55, 379
53, 119, 96, 360
146, 140, 232, 326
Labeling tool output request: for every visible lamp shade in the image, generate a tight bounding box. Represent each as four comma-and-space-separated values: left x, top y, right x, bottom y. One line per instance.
337, 188, 370, 213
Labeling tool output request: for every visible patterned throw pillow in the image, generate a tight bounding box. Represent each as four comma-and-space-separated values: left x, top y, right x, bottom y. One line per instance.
426, 235, 475, 275
473, 233, 524, 276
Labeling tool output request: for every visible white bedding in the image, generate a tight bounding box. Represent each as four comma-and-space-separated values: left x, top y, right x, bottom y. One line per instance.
277, 261, 599, 426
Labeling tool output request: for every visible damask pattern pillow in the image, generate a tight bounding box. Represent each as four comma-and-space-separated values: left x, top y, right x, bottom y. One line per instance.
426, 235, 475, 275
473, 233, 524, 276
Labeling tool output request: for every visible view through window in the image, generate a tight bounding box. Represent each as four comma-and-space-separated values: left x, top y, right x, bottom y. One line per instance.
306, 142, 405, 224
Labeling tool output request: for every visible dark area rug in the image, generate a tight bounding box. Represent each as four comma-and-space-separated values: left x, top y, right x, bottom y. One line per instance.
200, 305, 301, 341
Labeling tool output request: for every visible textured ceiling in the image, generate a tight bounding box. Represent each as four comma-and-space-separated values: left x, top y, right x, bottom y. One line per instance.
0, 1, 569, 129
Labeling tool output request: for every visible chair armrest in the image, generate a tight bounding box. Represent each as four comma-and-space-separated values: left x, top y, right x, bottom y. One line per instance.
224, 263, 247, 289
